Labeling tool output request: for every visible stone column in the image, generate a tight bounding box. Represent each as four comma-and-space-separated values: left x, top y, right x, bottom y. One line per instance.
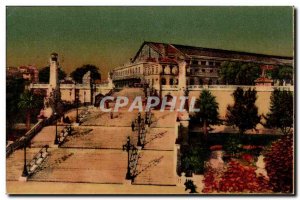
178, 61, 187, 93
49, 53, 59, 90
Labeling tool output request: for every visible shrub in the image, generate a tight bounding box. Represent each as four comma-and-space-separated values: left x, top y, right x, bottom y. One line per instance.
202, 159, 271, 193
264, 135, 293, 193
181, 145, 210, 175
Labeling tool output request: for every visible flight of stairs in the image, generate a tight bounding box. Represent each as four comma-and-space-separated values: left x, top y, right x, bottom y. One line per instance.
7, 87, 178, 187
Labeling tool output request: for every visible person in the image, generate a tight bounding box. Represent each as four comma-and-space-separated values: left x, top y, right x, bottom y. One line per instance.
137, 112, 141, 124
110, 111, 113, 119
131, 121, 135, 131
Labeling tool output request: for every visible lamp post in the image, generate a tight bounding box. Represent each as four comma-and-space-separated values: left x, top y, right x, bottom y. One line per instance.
54, 112, 59, 144
69, 89, 72, 102
137, 112, 142, 147
122, 136, 134, 180
21, 140, 29, 177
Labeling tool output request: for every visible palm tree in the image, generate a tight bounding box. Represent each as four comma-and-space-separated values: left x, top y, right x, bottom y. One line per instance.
194, 90, 220, 135
18, 91, 41, 130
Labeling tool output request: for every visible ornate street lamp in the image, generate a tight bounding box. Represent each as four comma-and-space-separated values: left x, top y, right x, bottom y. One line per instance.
54, 112, 59, 144
122, 136, 134, 180
21, 139, 29, 177
137, 112, 142, 147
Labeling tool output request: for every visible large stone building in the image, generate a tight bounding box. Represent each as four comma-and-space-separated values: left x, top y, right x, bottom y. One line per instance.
112, 41, 293, 91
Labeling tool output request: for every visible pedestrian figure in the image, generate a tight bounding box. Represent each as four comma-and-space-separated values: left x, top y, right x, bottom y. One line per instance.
110, 111, 113, 119
137, 112, 141, 124
131, 121, 135, 131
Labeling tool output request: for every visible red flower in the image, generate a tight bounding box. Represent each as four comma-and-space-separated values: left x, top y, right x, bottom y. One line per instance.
210, 145, 223, 151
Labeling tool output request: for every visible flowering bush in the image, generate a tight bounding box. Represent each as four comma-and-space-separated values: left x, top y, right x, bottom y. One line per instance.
241, 153, 254, 163
210, 145, 223, 151
202, 159, 271, 193
264, 135, 293, 193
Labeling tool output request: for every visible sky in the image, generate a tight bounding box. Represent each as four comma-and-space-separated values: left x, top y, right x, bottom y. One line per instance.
6, 6, 294, 80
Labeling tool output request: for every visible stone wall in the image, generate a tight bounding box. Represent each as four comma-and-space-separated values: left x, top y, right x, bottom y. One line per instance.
162, 85, 294, 119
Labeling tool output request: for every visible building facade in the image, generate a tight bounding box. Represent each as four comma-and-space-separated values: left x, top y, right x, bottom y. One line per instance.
111, 41, 293, 92
7, 65, 39, 83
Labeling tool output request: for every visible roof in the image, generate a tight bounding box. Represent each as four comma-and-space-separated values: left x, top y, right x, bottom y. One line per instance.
255, 77, 274, 83
133, 41, 293, 65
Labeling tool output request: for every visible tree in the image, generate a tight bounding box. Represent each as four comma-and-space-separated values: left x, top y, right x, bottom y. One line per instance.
235, 63, 260, 85
6, 77, 25, 132
264, 89, 293, 134
18, 91, 43, 130
270, 65, 293, 85
219, 61, 241, 85
39, 66, 67, 83
219, 62, 261, 85
194, 90, 220, 135
226, 87, 261, 134
70, 64, 101, 83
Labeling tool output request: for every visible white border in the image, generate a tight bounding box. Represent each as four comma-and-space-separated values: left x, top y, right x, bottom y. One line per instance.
1, 1, 298, 200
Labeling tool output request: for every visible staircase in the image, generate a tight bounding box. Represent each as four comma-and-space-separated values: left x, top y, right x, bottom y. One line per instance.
7, 87, 179, 188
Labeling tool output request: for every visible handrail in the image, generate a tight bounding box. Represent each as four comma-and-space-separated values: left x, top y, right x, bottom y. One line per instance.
6, 116, 54, 157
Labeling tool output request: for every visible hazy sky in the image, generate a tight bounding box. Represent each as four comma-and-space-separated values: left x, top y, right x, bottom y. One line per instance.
6, 6, 294, 79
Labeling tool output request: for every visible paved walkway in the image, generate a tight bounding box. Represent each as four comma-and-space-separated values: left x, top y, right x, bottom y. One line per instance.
7, 88, 180, 194
7, 181, 188, 194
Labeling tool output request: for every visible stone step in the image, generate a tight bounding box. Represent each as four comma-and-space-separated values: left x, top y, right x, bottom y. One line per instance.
6, 148, 42, 181
130, 128, 175, 151
61, 127, 132, 149
133, 150, 176, 186
29, 148, 128, 184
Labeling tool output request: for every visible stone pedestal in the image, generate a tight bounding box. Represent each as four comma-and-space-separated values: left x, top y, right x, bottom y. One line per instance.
50, 144, 59, 148
137, 146, 142, 151
123, 179, 132, 185
18, 176, 28, 182
72, 123, 80, 127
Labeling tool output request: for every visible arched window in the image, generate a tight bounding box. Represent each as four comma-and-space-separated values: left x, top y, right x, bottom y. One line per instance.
190, 79, 195, 85
199, 79, 203, 85
170, 78, 174, 85
161, 78, 166, 85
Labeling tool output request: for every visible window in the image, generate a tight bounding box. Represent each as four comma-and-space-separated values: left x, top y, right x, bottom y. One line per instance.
161, 78, 166, 85
209, 61, 214, 66
215, 62, 221, 66
202, 69, 205, 72
190, 79, 195, 85
192, 60, 198, 65
210, 69, 213, 73
170, 79, 174, 85
201, 61, 206, 65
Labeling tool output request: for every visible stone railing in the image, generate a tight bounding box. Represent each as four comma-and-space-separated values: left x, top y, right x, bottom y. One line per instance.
113, 74, 143, 81
187, 85, 294, 91
161, 85, 179, 90
29, 83, 49, 89
27, 145, 49, 176
177, 172, 204, 191
6, 116, 54, 157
